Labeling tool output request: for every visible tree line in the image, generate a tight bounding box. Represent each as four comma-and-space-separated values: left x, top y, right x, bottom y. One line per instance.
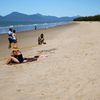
74, 15, 100, 21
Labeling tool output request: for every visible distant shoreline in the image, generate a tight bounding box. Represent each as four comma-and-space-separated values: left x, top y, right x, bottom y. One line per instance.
0, 21, 72, 34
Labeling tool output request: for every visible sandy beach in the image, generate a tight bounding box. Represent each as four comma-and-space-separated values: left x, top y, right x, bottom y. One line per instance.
0, 22, 100, 100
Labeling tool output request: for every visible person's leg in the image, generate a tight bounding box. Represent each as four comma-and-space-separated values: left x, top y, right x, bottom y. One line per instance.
38, 38, 41, 45
8, 38, 12, 49
11, 57, 19, 63
8, 43, 11, 49
12, 43, 17, 49
43, 41, 46, 44
6, 56, 19, 64
23, 56, 40, 63
6, 57, 12, 64
41, 38, 45, 44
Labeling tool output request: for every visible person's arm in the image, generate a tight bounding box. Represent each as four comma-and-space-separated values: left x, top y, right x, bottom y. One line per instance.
11, 51, 14, 56
17, 50, 22, 55
41, 37, 44, 42
12, 33, 16, 40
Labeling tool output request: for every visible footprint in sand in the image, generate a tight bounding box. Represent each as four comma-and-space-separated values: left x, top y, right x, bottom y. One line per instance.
38, 48, 57, 54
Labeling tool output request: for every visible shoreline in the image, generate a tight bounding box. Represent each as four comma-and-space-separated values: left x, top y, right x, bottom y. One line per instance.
0, 21, 72, 35
0, 21, 74, 35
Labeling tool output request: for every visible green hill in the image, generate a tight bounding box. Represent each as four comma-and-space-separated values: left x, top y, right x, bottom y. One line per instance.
74, 15, 100, 21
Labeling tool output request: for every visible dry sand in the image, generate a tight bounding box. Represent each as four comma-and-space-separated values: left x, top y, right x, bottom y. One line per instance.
0, 22, 100, 100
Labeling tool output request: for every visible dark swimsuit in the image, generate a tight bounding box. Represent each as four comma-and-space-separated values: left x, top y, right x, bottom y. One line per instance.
14, 54, 24, 63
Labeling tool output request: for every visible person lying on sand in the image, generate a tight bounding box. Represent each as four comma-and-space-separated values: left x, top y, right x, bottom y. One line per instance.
6, 48, 39, 65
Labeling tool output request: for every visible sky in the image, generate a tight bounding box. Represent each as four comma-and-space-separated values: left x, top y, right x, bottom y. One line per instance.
0, 0, 100, 17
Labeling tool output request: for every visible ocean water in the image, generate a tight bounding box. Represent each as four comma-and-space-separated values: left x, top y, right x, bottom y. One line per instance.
0, 21, 72, 34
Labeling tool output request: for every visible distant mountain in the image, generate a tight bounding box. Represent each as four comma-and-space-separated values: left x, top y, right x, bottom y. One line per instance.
0, 12, 77, 26
3, 12, 32, 22
0, 15, 3, 20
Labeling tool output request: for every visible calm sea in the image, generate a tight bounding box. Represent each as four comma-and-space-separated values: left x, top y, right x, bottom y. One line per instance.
0, 21, 72, 34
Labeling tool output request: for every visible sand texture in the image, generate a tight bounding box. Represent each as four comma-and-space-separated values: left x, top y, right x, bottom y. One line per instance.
0, 22, 100, 100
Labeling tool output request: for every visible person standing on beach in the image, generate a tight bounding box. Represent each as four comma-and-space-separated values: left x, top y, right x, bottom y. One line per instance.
8, 28, 13, 48
8, 28, 18, 49
35, 26, 37, 30
12, 29, 17, 47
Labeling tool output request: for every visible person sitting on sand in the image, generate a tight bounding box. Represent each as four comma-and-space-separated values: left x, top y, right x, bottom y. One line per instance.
6, 47, 39, 64
38, 33, 46, 45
